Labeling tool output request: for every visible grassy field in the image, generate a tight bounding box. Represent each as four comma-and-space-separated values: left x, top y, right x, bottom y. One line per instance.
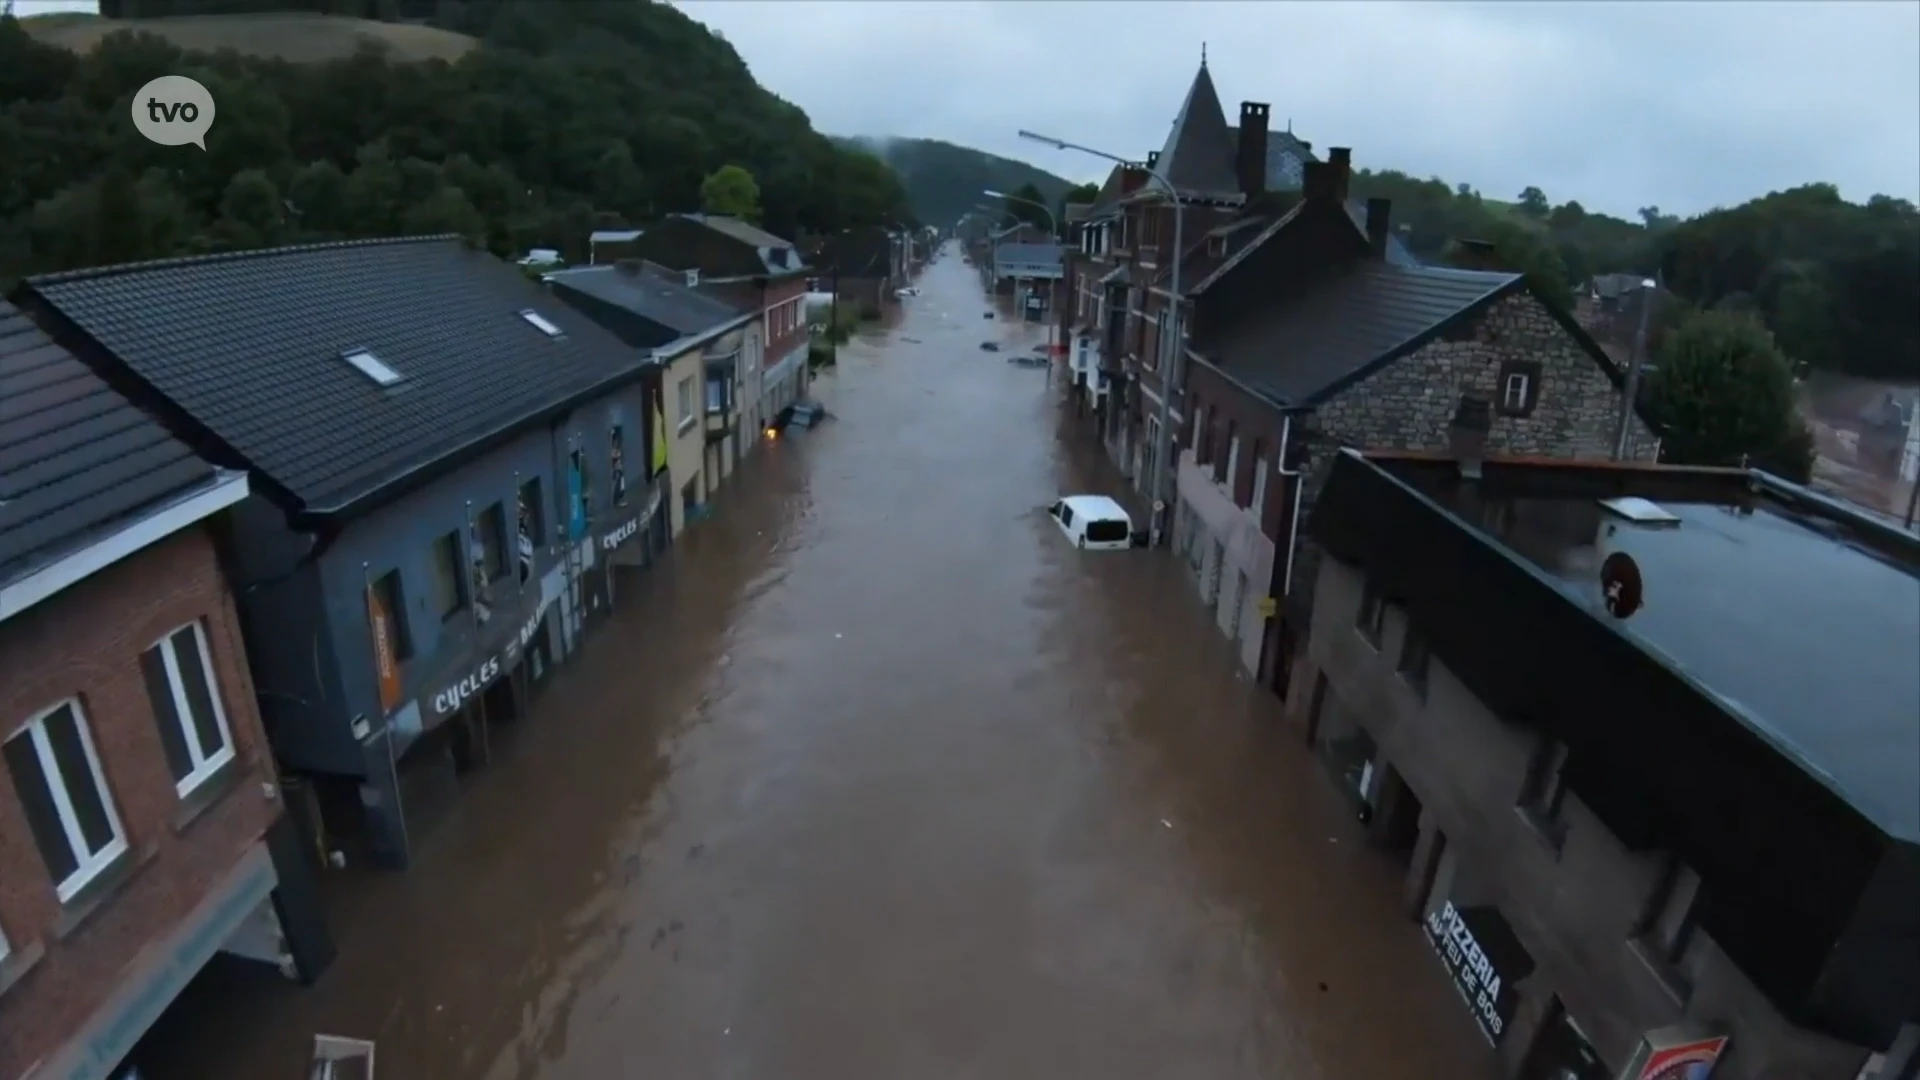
21, 12, 479, 64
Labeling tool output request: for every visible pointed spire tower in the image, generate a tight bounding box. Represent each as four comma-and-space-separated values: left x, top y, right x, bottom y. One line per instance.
1152, 51, 1245, 203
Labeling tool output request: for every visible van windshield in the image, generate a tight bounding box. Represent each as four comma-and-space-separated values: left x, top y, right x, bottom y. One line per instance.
1085, 520, 1131, 544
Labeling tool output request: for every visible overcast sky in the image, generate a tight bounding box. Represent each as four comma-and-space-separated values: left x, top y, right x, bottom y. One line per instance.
675, 0, 1919, 221
19, 0, 1918, 220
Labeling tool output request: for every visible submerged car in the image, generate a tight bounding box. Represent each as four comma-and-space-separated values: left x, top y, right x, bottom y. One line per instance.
1047, 494, 1136, 551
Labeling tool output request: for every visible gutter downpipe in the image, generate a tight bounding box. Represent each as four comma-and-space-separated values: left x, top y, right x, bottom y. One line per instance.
1276, 413, 1308, 599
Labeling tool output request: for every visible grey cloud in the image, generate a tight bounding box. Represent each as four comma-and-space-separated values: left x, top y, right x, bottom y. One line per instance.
677, 0, 1919, 219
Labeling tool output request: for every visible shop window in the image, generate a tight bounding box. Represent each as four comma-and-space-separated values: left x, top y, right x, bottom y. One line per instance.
476, 502, 508, 581
140, 620, 236, 797
610, 425, 630, 507
429, 530, 466, 620
1398, 625, 1431, 699
1355, 578, 1387, 646
1517, 734, 1571, 850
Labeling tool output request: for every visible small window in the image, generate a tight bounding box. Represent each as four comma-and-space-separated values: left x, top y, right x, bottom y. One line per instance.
342, 348, 401, 387
569, 448, 592, 534
706, 375, 728, 413
520, 310, 564, 337
1215, 421, 1238, 485
1207, 233, 1226, 257
1225, 434, 1243, 502
516, 478, 543, 584
1497, 360, 1543, 417
141, 621, 237, 797
1192, 405, 1210, 463
476, 502, 508, 581
1397, 625, 1431, 699
370, 568, 411, 660
1059, 504, 1075, 528
1518, 735, 1571, 847
610, 425, 629, 507
1251, 451, 1270, 518
430, 530, 466, 620
5, 700, 128, 901
677, 376, 698, 431
1356, 578, 1386, 645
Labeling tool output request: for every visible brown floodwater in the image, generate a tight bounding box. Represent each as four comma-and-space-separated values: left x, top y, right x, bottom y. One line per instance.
139, 250, 1497, 1079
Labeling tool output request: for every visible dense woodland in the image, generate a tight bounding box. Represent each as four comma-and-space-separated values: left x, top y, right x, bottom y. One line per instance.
837, 136, 1073, 233
0, 0, 914, 287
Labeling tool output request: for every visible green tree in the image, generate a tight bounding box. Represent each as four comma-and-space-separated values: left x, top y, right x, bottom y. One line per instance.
1644, 309, 1814, 481
699, 164, 761, 223
1516, 186, 1550, 218
1002, 182, 1052, 233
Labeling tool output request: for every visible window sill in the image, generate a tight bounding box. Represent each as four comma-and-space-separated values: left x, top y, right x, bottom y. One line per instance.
0, 938, 45, 999
1628, 937, 1695, 1005
54, 841, 159, 941
172, 756, 245, 835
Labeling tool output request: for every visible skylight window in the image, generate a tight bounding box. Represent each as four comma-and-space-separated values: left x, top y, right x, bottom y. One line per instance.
342, 348, 402, 387
1599, 496, 1682, 525
521, 310, 564, 337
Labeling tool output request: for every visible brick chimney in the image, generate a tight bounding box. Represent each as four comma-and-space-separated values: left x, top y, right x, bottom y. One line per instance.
1327, 147, 1352, 204
1365, 198, 1392, 258
1237, 101, 1270, 198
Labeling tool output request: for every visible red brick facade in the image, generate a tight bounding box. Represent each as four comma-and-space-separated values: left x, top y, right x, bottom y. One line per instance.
0, 524, 279, 1078
1183, 360, 1293, 540
761, 274, 809, 362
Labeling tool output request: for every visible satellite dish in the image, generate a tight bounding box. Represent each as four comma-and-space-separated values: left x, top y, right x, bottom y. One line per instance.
1600, 551, 1643, 619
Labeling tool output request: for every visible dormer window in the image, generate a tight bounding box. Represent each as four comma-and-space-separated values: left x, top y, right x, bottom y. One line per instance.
341, 348, 401, 387
1207, 234, 1227, 258
520, 310, 563, 338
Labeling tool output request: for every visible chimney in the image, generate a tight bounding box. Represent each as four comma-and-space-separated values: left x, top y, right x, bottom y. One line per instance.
1327, 147, 1352, 204
1237, 101, 1270, 198
1449, 394, 1492, 479
1302, 161, 1330, 204
1451, 238, 1502, 271
1365, 198, 1392, 258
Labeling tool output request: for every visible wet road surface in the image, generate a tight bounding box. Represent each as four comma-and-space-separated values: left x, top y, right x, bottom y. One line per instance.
146, 251, 1496, 1078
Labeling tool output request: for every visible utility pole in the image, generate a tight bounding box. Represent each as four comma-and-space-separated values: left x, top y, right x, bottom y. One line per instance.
1612, 273, 1659, 460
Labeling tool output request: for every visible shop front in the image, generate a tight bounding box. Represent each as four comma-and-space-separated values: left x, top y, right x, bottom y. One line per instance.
598, 477, 667, 609
1423, 898, 1536, 1048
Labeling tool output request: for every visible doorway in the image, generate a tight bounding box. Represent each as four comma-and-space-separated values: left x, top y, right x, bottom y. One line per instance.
1518, 998, 1610, 1080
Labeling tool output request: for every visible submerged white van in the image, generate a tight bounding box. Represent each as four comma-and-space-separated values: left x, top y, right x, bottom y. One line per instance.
1048, 494, 1136, 551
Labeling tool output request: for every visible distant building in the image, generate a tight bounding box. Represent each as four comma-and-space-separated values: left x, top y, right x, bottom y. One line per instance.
1296, 448, 1920, 1080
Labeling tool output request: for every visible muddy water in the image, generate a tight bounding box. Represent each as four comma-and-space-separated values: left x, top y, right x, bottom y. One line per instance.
145, 251, 1496, 1079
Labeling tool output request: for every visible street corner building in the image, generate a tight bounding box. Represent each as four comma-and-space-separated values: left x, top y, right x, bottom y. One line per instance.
13, 236, 677, 873
1289, 449, 1920, 1080
542, 259, 764, 537
602, 212, 813, 445
0, 303, 333, 1080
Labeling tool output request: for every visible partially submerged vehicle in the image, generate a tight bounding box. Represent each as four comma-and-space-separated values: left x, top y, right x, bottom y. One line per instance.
1047, 494, 1138, 551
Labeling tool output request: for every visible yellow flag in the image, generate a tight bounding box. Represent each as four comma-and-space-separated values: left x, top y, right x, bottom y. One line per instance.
652, 401, 669, 474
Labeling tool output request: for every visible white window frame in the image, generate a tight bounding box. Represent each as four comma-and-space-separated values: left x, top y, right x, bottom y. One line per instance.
1225, 435, 1242, 495
8, 699, 128, 902
677, 376, 698, 432
1252, 454, 1270, 516
148, 620, 237, 797
1503, 372, 1531, 412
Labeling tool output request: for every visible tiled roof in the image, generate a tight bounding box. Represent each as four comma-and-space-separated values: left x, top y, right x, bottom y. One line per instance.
1154, 211, 1286, 292
21, 237, 653, 516
678, 214, 804, 275
993, 242, 1064, 267
1228, 126, 1317, 191
1199, 262, 1521, 405
546, 265, 749, 343
1154, 61, 1244, 201
0, 301, 218, 587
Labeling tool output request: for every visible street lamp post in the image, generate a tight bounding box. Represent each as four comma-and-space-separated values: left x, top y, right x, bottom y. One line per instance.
1020, 129, 1184, 548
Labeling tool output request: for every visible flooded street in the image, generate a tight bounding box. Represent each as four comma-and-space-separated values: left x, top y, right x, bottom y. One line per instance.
147, 251, 1494, 1079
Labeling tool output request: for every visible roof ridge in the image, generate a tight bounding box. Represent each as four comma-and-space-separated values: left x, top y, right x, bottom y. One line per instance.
26, 234, 466, 287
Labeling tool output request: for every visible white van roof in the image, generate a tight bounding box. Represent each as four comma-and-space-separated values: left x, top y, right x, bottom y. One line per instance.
1061, 494, 1131, 521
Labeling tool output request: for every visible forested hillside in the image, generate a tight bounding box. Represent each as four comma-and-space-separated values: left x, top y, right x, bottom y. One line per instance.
1349, 168, 1919, 381
836, 136, 1073, 233
0, 0, 913, 286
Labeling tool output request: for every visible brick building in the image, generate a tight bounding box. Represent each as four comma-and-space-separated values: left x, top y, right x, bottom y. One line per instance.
1292, 448, 1919, 1080
0, 302, 330, 1080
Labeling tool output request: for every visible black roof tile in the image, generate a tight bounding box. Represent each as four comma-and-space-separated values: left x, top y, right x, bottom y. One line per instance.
545, 265, 749, 342
0, 301, 216, 587
1154, 61, 1245, 202
21, 237, 653, 516
1200, 262, 1519, 405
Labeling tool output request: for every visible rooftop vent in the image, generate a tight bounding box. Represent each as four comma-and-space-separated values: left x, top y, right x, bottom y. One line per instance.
1599, 496, 1681, 526
341, 348, 401, 387
520, 310, 563, 338
684, 268, 700, 288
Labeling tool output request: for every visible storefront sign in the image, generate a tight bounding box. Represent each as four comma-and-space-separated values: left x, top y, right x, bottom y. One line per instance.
1425, 901, 1529, 1045
419, 583, 556, 723
365, 583, 404, 714
1627, 1029, 1729, 1080
603, 486, 663, 560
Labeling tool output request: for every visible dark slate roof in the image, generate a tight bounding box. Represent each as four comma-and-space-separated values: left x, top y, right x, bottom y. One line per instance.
21, 237, 654, 516
545, 265, 748, 339
1227, 126, 1317, 190
1154, 211, 1287, 292
678, 214, 803, 274
1199, 262, 1520, 405
0, 302, 220, 588
1154, 61, 1244, 201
